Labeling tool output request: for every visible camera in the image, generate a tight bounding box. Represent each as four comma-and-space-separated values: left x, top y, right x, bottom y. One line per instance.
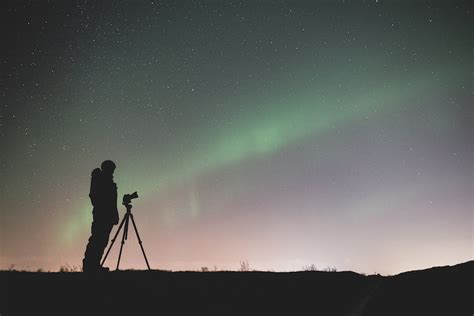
122, 191, 138, 205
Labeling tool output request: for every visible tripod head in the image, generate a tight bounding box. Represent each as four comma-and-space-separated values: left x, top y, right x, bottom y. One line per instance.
122, 191, 138, 212
123, 191, 138, 205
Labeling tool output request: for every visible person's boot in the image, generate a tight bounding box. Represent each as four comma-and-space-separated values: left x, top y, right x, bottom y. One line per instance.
83, 258, 108, 273
82, 258, 92, 273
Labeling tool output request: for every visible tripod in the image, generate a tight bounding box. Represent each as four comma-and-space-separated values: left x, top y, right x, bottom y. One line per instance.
101, 202, 151, 270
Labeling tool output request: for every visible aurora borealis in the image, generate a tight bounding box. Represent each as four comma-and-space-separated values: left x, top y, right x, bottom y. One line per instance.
1, 1, 472, 274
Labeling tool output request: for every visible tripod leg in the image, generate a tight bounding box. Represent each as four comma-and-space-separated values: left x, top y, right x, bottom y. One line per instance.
116, 215, 129, 270
124, 214, 129, 240
101, 214, 127, 267
129, 214, 151, 270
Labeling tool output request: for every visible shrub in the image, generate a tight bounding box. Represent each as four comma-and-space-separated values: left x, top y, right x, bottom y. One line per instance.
323, 266, 337, 272
239, 260, 250, 272
302, 264, 318, 272
59, 264, 80, 272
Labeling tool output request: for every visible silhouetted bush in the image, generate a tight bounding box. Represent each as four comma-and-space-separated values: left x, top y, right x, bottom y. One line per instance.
302, 264, 318, 271
59, 264, 80, 272
239, 260, 250, 271
323, 266, 337, 272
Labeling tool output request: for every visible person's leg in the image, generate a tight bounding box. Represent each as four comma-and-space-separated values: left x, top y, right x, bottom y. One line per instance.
97, 223, 114, 264
83, 220, 101, 272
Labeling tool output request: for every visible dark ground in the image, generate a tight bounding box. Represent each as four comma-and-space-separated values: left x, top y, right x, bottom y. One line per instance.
1, 261, 472, 315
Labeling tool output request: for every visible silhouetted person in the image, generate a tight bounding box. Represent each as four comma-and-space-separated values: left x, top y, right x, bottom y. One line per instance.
82, 160, 119, 272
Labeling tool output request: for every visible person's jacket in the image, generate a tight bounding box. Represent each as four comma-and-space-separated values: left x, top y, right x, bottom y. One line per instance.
89, 168, 119, 224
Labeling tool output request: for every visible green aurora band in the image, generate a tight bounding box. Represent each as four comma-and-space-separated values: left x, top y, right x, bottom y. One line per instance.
60, 61, 464, 245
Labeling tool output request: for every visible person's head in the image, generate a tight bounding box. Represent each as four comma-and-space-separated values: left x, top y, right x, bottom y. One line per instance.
101, 160, 116, 176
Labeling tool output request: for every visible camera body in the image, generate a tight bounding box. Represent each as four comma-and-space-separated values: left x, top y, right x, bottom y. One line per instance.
122, 191, 138, 205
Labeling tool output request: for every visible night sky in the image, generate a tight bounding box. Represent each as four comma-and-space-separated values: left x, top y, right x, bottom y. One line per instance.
1, 1, 472, 274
